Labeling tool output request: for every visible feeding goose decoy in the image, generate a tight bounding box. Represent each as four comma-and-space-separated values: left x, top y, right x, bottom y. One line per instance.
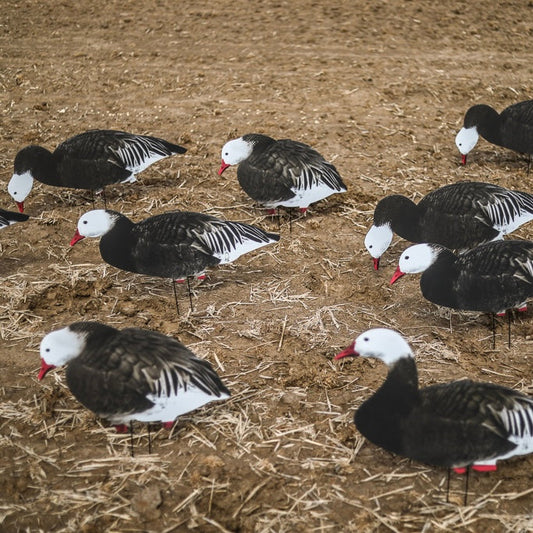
8, 129, 187, 212
390, 240, 533, 345
39, 322, 230, 452
0, 208, 29, 229
365, 181, 533, 270
390, 240, 533, 314
218, 134, 347, 216
455, 100, 533, 166
335, 328, 533, 502
70, 209, 280, 312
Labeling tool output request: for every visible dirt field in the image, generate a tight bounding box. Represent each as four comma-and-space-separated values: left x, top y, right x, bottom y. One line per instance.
1, 1, 532, 531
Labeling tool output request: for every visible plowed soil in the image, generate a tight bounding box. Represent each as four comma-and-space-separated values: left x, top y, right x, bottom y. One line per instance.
1, 1, 532, 531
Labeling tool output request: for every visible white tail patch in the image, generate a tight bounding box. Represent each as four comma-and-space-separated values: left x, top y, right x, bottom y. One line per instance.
489, 402, 533, 461
122, 151, 170, 174
514, 257, 533, 283
267, 180, 345, 209
501, 210, 533, 234
483, 191, 533, 234
113, 137, 178, 174
200, 222, 278, 264
113, 386, 229, 424
213, 236, 276, 264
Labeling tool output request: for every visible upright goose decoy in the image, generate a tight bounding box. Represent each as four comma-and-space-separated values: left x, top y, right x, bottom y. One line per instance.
39, 322, 230, 433
8, 129, 187, 212
455, 100, 533, 165
390, 240, 533, 317
218, 134, 347, 214
70, 209, 279, 310
335, 328, 533, 479
365, 181, 533, 269
0, 208, 29, 229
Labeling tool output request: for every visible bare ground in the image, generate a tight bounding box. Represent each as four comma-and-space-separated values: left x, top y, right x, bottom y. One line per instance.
1, 1, 532, 531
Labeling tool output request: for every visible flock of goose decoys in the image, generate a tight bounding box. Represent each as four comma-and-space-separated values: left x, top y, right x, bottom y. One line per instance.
3, 99, 533, 501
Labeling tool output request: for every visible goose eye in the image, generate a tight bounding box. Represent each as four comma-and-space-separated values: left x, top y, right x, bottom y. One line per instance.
45, 348, 50, 352
83, 220, 88, 224
363, 337, 369, 342
405, 255, 409, 260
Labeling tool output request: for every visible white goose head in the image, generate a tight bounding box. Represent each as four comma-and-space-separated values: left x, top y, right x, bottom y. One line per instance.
39, 326, 87, 379
390, 243, 440, 284
7, 172, 34, 213
71, 209, 118, 245
364, 224, 394, 270
335, 328, 413, 366
455, 126, 479, 164
218, 137, 254, 174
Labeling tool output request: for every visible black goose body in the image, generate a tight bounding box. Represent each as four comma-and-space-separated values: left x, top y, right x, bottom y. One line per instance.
465, 101, 533, 152
456, 100, 533, 164
0, 208, 29, 229
374, 182, 533, 249
100, 211, 221, 278
398, 241, 533, 313
72, 209, 280, 281
39, 322, 230, 425
239, 135, 297, 205
8, 130, 186, 211
336, 329, 533, 471
219, 134, 347, 210
355, 358, 520, 467
14, 129, 186, 189
365, 181, 533, 270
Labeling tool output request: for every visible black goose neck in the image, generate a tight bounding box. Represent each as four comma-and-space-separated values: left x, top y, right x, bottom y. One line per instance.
381, 356, 419, 398
354, 356, 419, 455
375, 195, 420, 241
420, 248, 459, 307
14, 146, 56, 182
361, 357, 420, 416
425, 246, 457, 275
69, 321, 118, 353
464, 105, 501, 145
242, 133, 276, 150
99, 213, 136, 272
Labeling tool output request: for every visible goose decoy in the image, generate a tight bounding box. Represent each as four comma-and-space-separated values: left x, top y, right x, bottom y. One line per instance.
390, 240, 533, 346
70, 209, 280, 311
39, 322, 230, 434
335, 328, 533, 501
455, 100, 533, 165
8, 129, 187, 212
365, 181, 533, 270
390, 240, 533, 315
0, 208, 29, 229
218, 134, 347, 214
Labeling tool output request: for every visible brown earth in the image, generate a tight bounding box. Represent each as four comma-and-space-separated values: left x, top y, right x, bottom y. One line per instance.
1, 1, 532, 531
